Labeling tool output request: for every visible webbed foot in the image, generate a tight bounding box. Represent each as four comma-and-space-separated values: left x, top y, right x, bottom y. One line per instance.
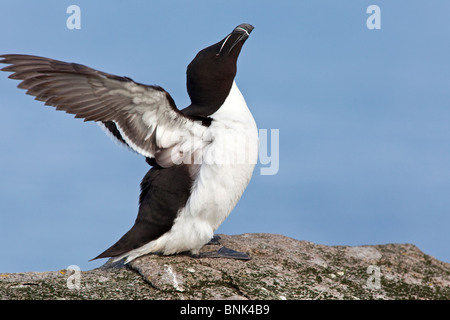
196, 247, 251, 260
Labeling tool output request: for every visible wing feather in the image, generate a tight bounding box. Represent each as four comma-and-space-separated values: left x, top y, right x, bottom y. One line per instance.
1, 54, 207, 167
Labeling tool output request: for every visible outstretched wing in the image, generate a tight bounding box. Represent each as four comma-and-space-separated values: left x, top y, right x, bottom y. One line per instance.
0, 54, 207, 168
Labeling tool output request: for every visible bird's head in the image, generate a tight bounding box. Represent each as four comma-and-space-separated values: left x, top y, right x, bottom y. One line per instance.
186, 23, 254, 110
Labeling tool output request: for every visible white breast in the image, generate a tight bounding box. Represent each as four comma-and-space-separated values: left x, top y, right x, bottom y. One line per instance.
187, 81, 259, 232
121, 82, 258, 262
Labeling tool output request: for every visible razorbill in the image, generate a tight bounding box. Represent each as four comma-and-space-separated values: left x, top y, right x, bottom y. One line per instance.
0, 23, 257, 263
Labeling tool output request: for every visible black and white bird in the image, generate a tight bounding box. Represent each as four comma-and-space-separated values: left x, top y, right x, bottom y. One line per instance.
1, 23, 257, 263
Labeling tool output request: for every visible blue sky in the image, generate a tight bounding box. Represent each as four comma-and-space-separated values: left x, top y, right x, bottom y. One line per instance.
1, 1, 450, 273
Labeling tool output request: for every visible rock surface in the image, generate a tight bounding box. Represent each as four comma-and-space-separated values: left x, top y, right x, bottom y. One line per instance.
1, 233, 449, 300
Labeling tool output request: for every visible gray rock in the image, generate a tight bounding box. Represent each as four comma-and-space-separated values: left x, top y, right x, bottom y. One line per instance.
1, 233, 449, 300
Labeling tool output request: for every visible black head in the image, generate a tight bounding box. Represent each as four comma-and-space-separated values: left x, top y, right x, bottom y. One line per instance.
185, 23, 254, 116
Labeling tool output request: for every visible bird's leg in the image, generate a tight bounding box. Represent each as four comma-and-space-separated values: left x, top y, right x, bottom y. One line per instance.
188, 235, 251, 260
206, 234, 222, 245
